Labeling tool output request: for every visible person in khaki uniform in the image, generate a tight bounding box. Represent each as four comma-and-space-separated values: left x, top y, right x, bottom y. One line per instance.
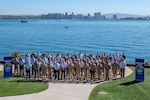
104, 60, 111, 81
13, 57, 19, 75
76, 60, 81, 80
101, 59, 106, 79
73, 59, 77, 79
67, 59, 74, 80
33, 59, 40, 80
41, 61, 47, 80
47, 58, 53, 80
111, 58, 119, 78
97, 62, 103, 80
90, 61, 96, 81
35, 58, 41, 80
72, 58, 77, 77
48, 64, 53, 80
73, 60, 80, 80
83, 60, 89, 80
79, 59, 84, 79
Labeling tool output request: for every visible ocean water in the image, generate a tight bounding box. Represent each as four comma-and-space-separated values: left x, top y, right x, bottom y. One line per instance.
0, 19, 150, 62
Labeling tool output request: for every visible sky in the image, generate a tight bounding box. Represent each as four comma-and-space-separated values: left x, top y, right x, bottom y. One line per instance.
0, 0, 150, 16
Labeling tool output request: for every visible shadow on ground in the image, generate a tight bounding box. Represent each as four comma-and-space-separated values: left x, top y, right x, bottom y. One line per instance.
9, 79, 44, 83
120, 80, 142, 86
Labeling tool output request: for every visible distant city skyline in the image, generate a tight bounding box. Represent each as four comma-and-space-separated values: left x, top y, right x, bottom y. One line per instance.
0, 0, 150, 16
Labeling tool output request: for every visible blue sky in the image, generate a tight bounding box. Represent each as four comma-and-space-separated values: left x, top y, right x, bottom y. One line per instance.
0, 0, 150, 15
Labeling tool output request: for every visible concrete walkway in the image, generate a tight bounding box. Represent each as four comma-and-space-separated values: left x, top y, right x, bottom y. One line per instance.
0, 64, 132, 100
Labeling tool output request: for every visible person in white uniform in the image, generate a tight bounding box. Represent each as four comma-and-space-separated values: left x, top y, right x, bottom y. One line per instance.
120, 58, 126, 78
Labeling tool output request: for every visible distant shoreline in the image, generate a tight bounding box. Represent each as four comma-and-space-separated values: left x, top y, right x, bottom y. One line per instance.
0, 19, 150, 21
1, 12, 150, 20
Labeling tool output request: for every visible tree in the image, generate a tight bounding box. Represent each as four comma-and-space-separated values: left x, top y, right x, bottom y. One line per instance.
11, 51, 21, 59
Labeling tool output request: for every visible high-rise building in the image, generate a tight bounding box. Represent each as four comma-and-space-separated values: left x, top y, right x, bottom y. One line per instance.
77, 14, 83, 19
113, 15, 117, 19
71, 12, 75, 19
94, 12, 101, 19
146, 16, 150, 20
101, 15, 106, 19
65, 12, 68, 18
87, 13, 91, 19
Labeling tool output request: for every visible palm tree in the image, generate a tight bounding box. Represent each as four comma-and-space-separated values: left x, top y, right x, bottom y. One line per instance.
11, 51, 21, 59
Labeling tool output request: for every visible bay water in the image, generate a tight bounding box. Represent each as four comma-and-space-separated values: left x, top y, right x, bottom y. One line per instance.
0, 19, 150, 62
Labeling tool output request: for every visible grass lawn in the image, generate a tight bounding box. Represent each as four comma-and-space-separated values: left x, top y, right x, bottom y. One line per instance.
89, 67, 150, 100
0, 71, 48, 97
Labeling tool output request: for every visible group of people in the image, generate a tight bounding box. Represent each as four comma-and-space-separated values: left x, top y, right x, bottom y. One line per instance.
13, 52, 126, 81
